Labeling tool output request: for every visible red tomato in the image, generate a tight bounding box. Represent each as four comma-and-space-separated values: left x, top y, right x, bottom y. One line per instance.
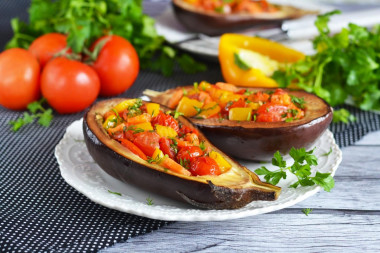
0, 48, 40, 110
178, 125, 199, 137
91, 35, 139, 96
133, 131, 160, 157
189, 157, 221, 176
41, 57, 100, 114
176, 146, 203, 162
29, 33, 71, 68
256, 102, 289, 122
151, 111, 179, 132
248, 91, 270, 103
159, 137, 176, 160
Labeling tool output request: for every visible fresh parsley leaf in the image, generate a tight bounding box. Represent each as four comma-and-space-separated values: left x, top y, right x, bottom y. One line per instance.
290, 95, 305, 109
302, 208, 313, 216
333, 108, 356, 124
322, 147, 333, 156
311, 172, 335, 192
146, 196, 154, 206
9, 98, 53, 131
255, 147, 335, 192
108, 190, 122, 196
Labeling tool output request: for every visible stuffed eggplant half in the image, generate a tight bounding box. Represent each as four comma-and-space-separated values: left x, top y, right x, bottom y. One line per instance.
144, 82, 333, 161
83, 98, 280, 209
172, 0, 318, 35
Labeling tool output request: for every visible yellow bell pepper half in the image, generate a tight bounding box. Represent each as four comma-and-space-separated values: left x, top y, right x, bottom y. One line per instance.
218, 34, 305, 88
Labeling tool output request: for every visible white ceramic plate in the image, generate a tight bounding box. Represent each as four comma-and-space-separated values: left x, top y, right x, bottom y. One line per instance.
55, 119, 342, 221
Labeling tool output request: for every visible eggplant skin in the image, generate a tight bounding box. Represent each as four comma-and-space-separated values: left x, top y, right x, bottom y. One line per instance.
172, 0, 317, 36
145, 87, 333, 161
83, 98, 280, 210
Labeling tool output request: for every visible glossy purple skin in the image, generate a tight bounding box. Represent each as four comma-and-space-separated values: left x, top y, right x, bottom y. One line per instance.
83, 99, 280, 210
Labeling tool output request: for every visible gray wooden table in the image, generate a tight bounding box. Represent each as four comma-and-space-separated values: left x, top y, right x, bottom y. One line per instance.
101, 1, 380, 252
103, 130, 380, 252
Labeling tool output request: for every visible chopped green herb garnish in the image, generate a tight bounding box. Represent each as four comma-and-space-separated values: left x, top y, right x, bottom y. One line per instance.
124, 125, 144, 134
302, 208, 313, 216
146, 196, 154, 205
199, 141, 206, 151
290, 95, 305, 109
285, 118, 293, 122
193, 82, 199, 91
244, 90, 254, 96
108, 190, 122, 196
254, 147, 335, 192
322, 147, 333, 156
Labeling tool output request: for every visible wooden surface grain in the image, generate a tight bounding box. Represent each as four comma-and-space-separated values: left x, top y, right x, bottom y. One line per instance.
101, 130, 380, 252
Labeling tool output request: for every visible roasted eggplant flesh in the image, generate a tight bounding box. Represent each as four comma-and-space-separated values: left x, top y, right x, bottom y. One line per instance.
172, 0, 318, 35
144, 83, 333, 161
83, 98, 280, 209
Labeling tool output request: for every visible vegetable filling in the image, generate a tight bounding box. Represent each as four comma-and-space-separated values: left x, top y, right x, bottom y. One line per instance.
102, 99, 232, 177
169, 82, 306, 123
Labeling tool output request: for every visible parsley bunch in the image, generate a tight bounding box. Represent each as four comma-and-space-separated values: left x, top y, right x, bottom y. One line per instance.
255, 147, 335, 192
6, 0, 206, 76
273, 10, 380, 111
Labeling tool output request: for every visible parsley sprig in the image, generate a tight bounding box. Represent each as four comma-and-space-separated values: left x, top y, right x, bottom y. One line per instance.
9, 98, 53, 131
255, 147, 335, 192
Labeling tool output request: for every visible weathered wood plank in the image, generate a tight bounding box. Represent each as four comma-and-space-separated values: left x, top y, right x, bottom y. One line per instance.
354, 131, 380, 145
104, 211, 380, 253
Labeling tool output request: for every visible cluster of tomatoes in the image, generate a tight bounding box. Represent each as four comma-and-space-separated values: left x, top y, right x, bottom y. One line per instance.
0, 33, 139, 113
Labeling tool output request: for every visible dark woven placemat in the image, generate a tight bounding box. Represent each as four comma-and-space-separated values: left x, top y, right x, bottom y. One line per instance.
1, 1, 380, 253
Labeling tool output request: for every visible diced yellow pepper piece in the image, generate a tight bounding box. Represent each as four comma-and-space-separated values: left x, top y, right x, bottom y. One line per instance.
198, 102, 221, 119
209, 151, 232, 173
199, 81, 211, 91
155, 125, 178, 138
247, 102, 260, 110
152, 148, 164, 163
103, 114, 118, 129
229, 107, 252, 121
113, 99, 139, 112
146, 103, 160, 117
134, 122, 153, 131
176, 97, 204, 117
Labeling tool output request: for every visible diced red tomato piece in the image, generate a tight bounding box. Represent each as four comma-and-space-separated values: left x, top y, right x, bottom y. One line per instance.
176, 146, 204, 163
133, 131, 160, 157
189, 157, 221, 176
256, 102, 289, 122
124, 130, 136, 142
178, 125, 199, 137
159, 137, 176, 160
151, 111, 179, 132
249, 91, 270, 103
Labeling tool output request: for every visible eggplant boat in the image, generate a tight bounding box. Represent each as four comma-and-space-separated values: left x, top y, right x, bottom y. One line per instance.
172, 0, 318, 35
83, 98, 280, 209
143, 81, 333, 161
